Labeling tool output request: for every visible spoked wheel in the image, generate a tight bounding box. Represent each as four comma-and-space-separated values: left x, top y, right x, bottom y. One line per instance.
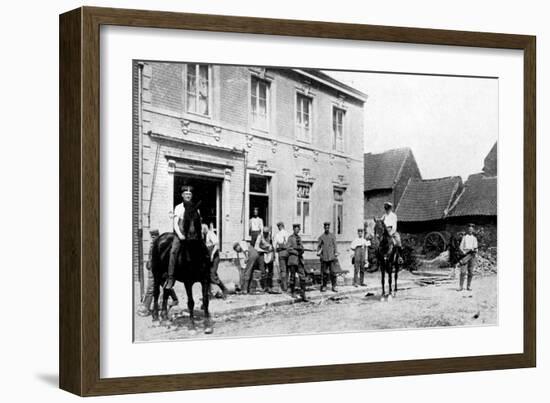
424, 231, 447, 257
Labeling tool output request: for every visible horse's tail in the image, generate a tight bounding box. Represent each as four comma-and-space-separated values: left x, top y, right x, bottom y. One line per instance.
150, 235, 163, 286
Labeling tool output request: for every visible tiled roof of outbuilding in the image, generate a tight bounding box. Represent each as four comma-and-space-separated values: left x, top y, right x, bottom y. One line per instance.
364, 148, 412, 191
396, 176, 462, 222
448, 173, 497, 217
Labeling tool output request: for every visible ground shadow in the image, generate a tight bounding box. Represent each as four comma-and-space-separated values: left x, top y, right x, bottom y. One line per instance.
35, 373, 58, 388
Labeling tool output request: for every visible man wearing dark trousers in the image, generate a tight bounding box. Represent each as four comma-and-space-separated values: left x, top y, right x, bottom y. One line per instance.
458, 224, 478, 291
287, 224, 308, 302
317, 222, 339, 292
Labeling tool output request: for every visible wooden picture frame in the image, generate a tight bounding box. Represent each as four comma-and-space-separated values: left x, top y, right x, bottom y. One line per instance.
59, 6, 536, 396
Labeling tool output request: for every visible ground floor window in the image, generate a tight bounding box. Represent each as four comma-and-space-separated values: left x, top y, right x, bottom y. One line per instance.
333, 188, 344, 235
297, 182, 312, 234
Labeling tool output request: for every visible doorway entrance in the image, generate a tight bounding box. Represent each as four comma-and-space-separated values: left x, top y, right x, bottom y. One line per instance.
249, 174, 270, 228
174, 174, 222, 246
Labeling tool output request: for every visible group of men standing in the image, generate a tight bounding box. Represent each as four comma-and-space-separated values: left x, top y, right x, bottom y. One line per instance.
149, 185, 479, 311
232, 206, 373, 302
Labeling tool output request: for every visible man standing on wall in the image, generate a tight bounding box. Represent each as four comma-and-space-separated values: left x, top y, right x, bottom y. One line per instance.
165, 185, 203, 290
458, 224, 478, 291
249, 207, 264, 247
317, 222, 339, 292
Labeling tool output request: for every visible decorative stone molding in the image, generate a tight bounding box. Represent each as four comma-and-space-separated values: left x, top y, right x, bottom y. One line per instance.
293, 145, 300, 158
302, 168, 312, 182
313, 151, 319, 162
329, 153, 335, 165
213, 126, 222, 141
271, 140, 278, 153
247, 134, 254, 148
224, 168, 232, 182
256, 160, 268, 174
180, 119, 190, 135
346, 157, 351, 168
167, 159, 176, 174
337, 174, 345, 184
337, 94, 347, 109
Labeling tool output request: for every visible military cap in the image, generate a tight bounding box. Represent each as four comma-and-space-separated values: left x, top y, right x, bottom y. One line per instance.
292, 223, 301, 228
181, 185, 194, 193
384, 201, 393, 208
323, 221, 331, 226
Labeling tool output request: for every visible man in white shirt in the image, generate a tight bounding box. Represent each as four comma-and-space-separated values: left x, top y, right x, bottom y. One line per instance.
274, 222, 290, 291
350, 228, 370, 287
458, 224, 478, 291
381, 202, 402, 248
166, 185, 202, 290
205, 223, 228, 298
249, 207, 264, 247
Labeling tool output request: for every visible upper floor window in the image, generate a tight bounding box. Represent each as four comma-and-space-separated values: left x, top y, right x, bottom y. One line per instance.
186, 64, 210, 116
296, 93, 312, 142
250, 76, 270, 131
296, 182, 312, 235
333, 188, 344, 236
332, 107, 345, 152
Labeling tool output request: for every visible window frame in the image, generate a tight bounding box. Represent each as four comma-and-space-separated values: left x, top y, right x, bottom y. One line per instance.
332, 106, 345, 152
184, 63, 212, 117
333, 187, 345, 237
296, 181, 312, 235
295, 92, 313, 143
250, 75, 271, 133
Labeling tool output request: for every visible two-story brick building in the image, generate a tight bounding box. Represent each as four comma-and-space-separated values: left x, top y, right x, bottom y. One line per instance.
133, 62, 367, 283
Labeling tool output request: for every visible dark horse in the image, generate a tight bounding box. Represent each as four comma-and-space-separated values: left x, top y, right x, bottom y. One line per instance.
373, 219, 400, 298
150, 232, 213, 334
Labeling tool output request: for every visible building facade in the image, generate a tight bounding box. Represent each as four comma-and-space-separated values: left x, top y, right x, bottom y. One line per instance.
133, 62, 366, 280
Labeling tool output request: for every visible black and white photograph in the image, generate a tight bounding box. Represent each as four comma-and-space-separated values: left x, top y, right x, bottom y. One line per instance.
132, 61, 498, 341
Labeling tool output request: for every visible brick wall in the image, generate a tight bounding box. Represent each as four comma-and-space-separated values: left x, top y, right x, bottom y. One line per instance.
136, 62, 366, 279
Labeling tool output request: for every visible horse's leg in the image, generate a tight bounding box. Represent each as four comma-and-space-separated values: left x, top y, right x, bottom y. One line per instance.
161, 289, 169, 322
185, 282, 196, 331
387, 266, 393, 299
202, 279, 213, 334
393, 257, 399, 296
380, 264, 386, 298
152, 281, 160, 322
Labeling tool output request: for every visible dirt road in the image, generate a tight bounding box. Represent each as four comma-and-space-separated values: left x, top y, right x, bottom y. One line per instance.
135, 274, 497, 341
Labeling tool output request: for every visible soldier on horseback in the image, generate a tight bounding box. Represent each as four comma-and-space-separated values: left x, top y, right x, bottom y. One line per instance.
165, 185, 204, 290
381, 201, 402, 255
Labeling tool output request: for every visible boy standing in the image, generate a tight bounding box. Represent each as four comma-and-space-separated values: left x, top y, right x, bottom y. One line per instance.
458, 224, 478, 291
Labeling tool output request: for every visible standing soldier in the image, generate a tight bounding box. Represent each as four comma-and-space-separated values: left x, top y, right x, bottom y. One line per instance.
317, 222, 339, 292
458, 224, 478, 291
249, 207, 264, 247
350, 228, 370, 287
287, 224, 308, 302
274, 221, 290, 292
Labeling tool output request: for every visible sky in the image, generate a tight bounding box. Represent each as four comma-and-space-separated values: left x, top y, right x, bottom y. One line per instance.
324, 71, 498, 180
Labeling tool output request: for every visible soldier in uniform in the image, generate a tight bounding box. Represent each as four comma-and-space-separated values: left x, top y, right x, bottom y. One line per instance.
287, 223, 308, 302
233, 240, 261, 294
317, 222, 339, 292
255, 226, 280, 293
165, 185, 204, 290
